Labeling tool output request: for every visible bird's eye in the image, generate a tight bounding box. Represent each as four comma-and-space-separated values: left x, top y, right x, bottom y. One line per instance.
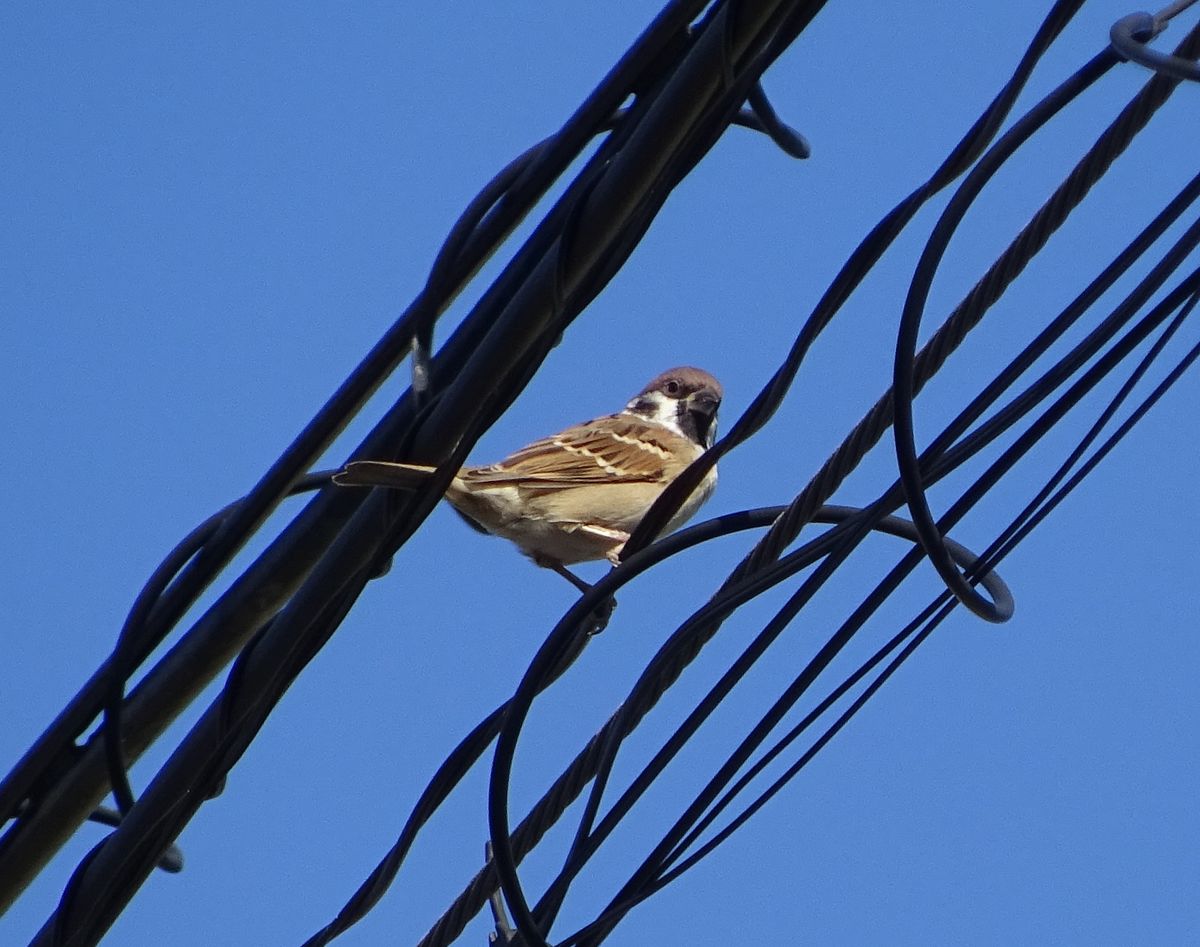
665, 380, 681, 395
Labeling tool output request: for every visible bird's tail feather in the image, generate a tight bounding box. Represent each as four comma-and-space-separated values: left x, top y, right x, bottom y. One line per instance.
332, 460, 440, 490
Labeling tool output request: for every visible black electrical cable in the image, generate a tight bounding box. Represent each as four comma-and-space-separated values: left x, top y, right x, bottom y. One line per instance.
893, 19, 1200, 621
484, 5, 1113, 936
564, 275, 1200, 946
9, 1, 1199, 944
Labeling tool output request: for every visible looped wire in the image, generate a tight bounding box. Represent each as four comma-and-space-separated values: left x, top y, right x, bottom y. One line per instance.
1110, 4, 1200, 80
892, 13, 1200, 622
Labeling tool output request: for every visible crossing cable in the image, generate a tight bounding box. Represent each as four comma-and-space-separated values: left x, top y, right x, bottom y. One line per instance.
486, 2, 1096, 938
484, 16, 1200, 947
548, 271, 1200, 947
14, 1, 820, 942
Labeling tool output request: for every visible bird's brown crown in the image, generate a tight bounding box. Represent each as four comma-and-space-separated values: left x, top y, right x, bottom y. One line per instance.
638, 366, 723, 402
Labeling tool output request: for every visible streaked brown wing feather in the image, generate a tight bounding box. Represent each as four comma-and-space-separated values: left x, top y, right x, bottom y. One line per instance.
461, 416, 679, 490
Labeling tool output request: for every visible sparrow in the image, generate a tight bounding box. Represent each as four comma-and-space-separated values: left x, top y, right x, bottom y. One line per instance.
333, 367, 722, 591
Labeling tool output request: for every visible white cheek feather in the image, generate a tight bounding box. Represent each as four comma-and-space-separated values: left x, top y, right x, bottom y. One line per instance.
623, 389, 686, 437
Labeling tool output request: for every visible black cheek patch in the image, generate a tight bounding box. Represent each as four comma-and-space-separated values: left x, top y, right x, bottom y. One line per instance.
690, 408, 715, 445
678, 402, 712, 446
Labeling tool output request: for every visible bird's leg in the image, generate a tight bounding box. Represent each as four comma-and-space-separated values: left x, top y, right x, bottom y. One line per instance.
536, 558, 618, 635
546, 561, 593, 594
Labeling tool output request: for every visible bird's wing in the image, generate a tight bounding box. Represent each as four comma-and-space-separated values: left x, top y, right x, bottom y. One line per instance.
461, 416, 679, 490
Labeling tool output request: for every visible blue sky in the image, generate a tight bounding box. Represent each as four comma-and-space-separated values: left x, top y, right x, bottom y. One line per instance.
3, 2, 1199, 945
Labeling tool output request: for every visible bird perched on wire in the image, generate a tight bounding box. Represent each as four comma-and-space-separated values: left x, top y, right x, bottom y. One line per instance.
333, 366, 722, 591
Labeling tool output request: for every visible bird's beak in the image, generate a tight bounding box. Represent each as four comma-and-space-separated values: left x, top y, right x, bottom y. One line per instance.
687, 391, 720, 418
